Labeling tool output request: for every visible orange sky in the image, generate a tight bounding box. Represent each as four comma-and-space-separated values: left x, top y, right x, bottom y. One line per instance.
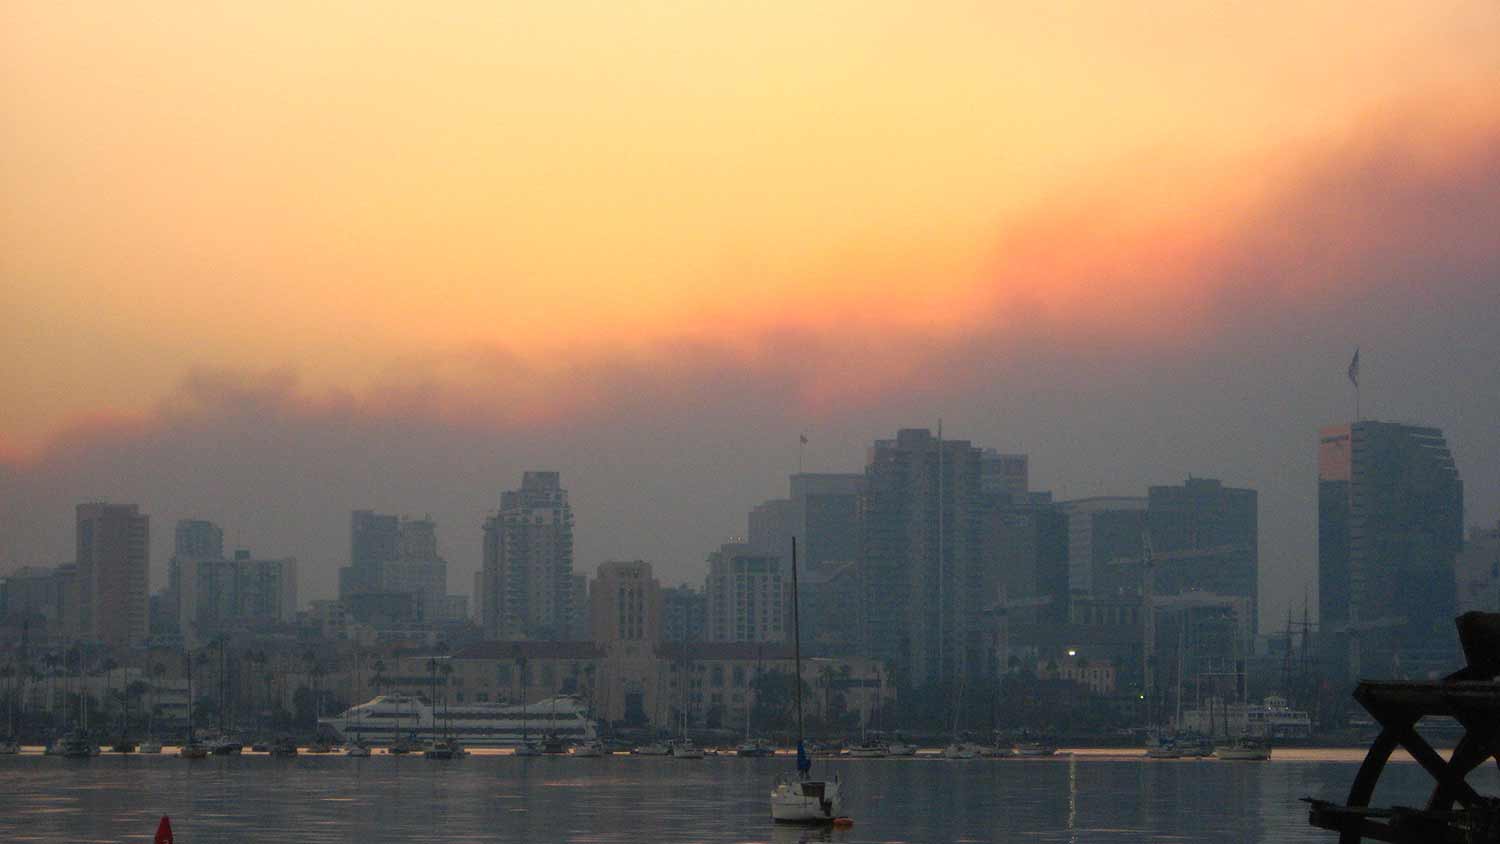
4, 1, 1499, 454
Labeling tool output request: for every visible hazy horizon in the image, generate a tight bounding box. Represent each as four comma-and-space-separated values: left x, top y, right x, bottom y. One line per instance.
4, 2, 1499, 628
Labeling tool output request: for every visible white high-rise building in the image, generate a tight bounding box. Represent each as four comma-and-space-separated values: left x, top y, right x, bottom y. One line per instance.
481, 472, 575, 640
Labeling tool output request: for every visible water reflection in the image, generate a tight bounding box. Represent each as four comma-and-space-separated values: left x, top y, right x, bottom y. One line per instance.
0, 752, 1492, 843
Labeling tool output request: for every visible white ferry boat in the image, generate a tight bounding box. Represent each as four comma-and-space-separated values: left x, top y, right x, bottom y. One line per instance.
320, 693, 598, 748
1243, 696, 1313, 741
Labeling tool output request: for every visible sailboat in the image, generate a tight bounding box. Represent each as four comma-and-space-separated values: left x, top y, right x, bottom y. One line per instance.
513, 692, 542, 757
770, 538, 846, 824
669, 646, 702, 759
346, 654, 371, 757
0, 668, 20, 754
942, 676, 980, 759
179, 655, 209, 759
738, 647, 775, 757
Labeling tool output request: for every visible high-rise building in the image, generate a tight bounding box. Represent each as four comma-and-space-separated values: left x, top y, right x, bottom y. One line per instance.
1058, 497, 1147, 598
76, 502, 150, 647
481, 472, 576, 640
705, 543, 789, 643
340, 511, 453, 622
984, 491, 1069, 627
0, 564, 79, 643
174, 519, 224, 562
1147, 478, 1258, 627
589, 561, 662, 644
1319, 421, 1464, 681
662, 585, 707, 644
980, 450, 1029, 496
177, 549, 298, 645
749, 475, 863, 573
858, 428, 987, 686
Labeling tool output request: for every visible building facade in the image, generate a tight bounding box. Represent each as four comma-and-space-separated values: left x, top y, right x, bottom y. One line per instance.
76, 502, 150, 648
858, 428, 987, 686
480, 472, 576, 640
1147, 478, 1259, 630
1319, 421, 1464, 682
589, 560, 662, 644
705, 543, 789, 643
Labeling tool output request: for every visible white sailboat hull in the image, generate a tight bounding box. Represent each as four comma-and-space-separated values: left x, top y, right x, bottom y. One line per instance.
771, 778, 843, 823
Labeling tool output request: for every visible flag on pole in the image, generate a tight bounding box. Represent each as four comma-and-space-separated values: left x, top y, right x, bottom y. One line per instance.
1347, 348, 1360, 387
799, 433, 808, 445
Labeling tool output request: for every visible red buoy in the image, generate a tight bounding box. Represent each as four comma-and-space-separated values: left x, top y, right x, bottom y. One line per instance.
154, 816, 174, 844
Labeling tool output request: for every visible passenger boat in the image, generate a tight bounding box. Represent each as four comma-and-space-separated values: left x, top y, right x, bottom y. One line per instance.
769, 538, 845, 824
321, 693, 597, 748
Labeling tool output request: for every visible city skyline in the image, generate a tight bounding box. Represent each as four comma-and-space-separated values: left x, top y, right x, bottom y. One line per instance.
3, 3, 1499, 632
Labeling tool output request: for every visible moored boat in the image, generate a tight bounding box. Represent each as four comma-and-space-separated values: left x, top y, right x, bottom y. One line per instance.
669, 738, 703, 759
1215, 735, 1271, 761
570, 739, 606, 757
737, 737, 775, 757
769, 538, 845, 825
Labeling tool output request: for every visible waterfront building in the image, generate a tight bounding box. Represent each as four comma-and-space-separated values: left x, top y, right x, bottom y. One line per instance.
480, 472, 576, 640
76, 502, 150, 648
0, 563, 79, 644
589, 560, 662, 644
1319, 421, 1464, 681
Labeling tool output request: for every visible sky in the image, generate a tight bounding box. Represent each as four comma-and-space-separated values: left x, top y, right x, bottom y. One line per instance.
3, 2, 1498, 627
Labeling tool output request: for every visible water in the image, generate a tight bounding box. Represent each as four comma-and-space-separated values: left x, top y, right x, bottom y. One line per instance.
0, 749, 1478, 843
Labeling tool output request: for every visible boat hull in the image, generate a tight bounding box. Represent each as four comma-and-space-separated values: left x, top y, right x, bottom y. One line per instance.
771, 779, 843, 823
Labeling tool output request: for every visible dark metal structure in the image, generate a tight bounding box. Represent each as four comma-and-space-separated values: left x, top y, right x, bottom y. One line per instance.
1308, 612, 1500, 843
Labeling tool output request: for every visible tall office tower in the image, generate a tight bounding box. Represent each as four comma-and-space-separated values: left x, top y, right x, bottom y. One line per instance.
1147, 478, 1259, 628
167, 519, 226, 631
1319, 421, 1464, 681
980, 450, 1030, 497
984, 492, 1070, 628
174, 520, 224, 561
749, 473, 863, 572
76, 502, 150, 648
858, 428, 986, 686
177, 550, 298, 646
341, 511, 450, 622
662, 585, 707, 644
1058, 498, 1147, 598
704, 543, 789, 643
481, 471, 575, 640
590, 561, 662, 644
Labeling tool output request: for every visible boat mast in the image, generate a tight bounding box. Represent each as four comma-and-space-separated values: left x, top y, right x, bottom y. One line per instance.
791, 537, 808, 777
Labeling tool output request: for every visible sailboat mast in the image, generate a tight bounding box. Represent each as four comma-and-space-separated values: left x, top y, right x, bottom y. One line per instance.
791, 537, 804, 748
